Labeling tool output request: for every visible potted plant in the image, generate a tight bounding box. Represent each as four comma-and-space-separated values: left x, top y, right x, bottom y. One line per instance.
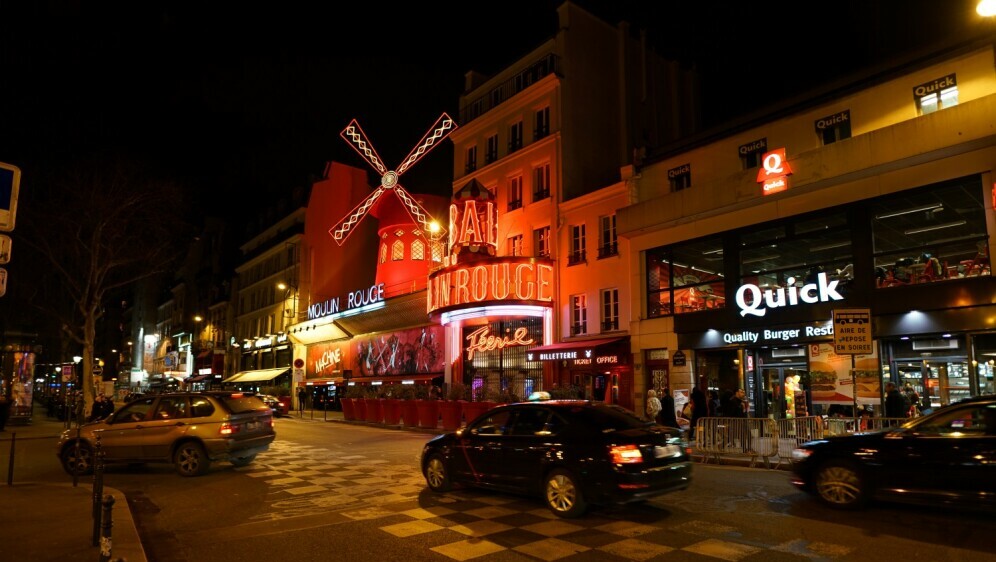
364, 386, 383, 423
460, 384, 496, 426
380, 384, 402, 426
438, 381, 466, 431
395, 384, 419, 427
344, 385, 367, 420
417, 384, 441, 429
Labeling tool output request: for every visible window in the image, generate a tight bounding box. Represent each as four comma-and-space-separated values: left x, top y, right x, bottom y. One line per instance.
816, 110, 851, 145
508, 234, 523, 256
647, 235, 726, 318
509, 121, 523, 152
739, 138, 767, 169
471, 410, 513, 436
486, 134, 499, 164
601, 288, 619, 332
508, 175, 523, 211
569, 224, 586, 265
533, 163, 550, 200
872, 175, 988, 287
668, 164, 691, 192
508, 407, 552, 436
392, 240, 405, 261
598, 214, 618, 258
571, 294, 587, 335
915, 74, 958, 116
465, 145, 477, 174
380, 243, 387, 264
534, 106, 550, 140
411, 239, 425, 260
153, 397, 188, 420
534, 226, 551, 258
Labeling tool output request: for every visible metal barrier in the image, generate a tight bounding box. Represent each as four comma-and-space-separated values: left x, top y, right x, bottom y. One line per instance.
826, 416, 909, 435
772, 416, 824, 468
693, 417, 778, 468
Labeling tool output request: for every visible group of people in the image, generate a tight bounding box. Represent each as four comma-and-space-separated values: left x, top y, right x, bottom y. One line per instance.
647, 386, 749, 442
885, 381, 925, 418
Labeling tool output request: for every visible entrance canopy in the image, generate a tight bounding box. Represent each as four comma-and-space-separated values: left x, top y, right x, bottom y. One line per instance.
222, 367, 290, 384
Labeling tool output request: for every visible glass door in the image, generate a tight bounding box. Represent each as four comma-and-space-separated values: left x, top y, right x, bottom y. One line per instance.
761, 366, 809, 419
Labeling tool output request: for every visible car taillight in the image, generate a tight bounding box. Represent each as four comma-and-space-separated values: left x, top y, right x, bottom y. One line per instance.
609, 444, 644, 464
220, 422, 241, 435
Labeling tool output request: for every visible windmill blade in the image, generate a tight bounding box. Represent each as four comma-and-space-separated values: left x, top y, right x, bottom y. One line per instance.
395, 113, 458, 176
340, 119, 388, 175
393, 184, 446, 237
328, 187, 386, 245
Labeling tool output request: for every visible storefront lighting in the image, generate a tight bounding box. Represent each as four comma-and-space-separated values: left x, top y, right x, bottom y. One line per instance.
875, 204, 943, 220
701, 248, 723, 255
809, 241, 850, 252
904, 220, 965, 235
440, 304, 548, 325
743, 254, 780, 264
942, 333, 952, 338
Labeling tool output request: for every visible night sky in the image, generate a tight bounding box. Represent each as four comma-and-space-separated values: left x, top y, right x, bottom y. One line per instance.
0, 0, 987, 218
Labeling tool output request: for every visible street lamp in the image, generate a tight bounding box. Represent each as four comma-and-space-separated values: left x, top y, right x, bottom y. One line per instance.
978, 0, 996, 16
277, 281, 298, 319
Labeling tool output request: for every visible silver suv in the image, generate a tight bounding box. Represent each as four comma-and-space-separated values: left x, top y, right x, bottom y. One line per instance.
57, 391, 276, 477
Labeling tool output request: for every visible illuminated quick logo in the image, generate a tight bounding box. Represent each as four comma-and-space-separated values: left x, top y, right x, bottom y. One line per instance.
735, 272, 843, 317
756, 147, 793, 195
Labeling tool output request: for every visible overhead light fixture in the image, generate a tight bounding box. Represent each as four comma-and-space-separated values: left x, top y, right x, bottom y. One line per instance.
743, 254, 780, 264
904, 220, 966, 235
701, 248, 724, 255
809, 241, 850, 252
876, 204, 943, 220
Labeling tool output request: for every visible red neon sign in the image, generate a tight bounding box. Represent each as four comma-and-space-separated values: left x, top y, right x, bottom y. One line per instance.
427, 258, 554, 314
756, 148, 793, 195
464, 326, 535, 361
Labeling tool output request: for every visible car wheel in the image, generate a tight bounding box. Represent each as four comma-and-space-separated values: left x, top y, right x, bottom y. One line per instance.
174, 442, 211, 477
815, 460, 867, 509
230, 454, 257, 467
544, 469, 587, 518
61, 442, 94, 476
424, 453, 452, 492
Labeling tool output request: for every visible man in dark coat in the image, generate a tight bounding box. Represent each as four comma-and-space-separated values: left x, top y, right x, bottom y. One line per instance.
659, 389, 679, 428
884, 382, 906, 418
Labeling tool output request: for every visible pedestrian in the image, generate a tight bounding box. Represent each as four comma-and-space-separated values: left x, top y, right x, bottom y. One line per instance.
645, 389, 662, 423
659, 389, 679, 429
708, 389, 721, 417
689, 386, 707, 442
725, 388, 752, 452
0, 394, 11, 431
884, 381, 906, 418
297, 387, 307, 413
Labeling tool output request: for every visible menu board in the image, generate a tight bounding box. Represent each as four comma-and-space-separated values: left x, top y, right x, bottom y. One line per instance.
809, 343, 881, 405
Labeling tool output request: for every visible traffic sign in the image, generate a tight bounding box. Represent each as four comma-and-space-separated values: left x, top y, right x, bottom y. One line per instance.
92, 365, 103, 376
832, 308, 872, 355
0, 234, 9, 264
0, 162, 21, 232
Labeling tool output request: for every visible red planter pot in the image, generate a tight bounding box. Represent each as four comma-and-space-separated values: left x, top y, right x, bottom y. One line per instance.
461, 400, 497, 426
382, 399, 402, 425
364, 398, 383, 423
438, 400, 463, 431
353, 398, 367, 420
416, 399, 439, 429
341, 398, 356, 420
401, 400, 419, 428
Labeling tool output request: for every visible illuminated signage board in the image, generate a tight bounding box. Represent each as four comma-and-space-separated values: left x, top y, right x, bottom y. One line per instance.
308, 283, 386, 320
814, 110, 849, 133
528, 347, 625, 365
738, 138, 766, 156
427, 258, 554, 315
756, 148, 793, 195
912, 73, 955, 98
465, 326, 534, 361
736, 272, 843, 317
722, 323, 833, 345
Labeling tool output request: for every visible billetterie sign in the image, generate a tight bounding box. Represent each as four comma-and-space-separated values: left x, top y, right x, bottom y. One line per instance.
735, 272, 843, 317
308, 283, 385, 320
428, 258, 554, 314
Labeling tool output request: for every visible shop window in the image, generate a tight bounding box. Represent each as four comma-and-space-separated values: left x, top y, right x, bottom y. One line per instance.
534, 226, 551, 258
508, 234, 523, 256
508, 175, 523, 211
647, 235, 725, 318
568, 224, 586, 265
601, 288, 619, 331
465, 145, 477, 174
411, 239, 425, 261
509, 121, 523, 152
669, 168, 691, 192
533, 163, 550, 201
972, 334, 996, 396
392, 240, 404, 261
915, 74, 958, 116
739, 138, 766, 170
815, 110, 851, 146
598, 214, 618, 258
872, 175, 988, 288
571, 294, 587, 335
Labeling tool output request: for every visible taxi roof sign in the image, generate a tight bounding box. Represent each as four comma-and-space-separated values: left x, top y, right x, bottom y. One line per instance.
0, 162, 22, 232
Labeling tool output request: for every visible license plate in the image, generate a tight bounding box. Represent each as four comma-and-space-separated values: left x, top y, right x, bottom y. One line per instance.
246, 421, 260, 431
654, 445, 680, 458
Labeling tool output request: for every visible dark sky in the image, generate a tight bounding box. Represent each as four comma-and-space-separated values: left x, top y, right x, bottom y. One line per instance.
0, 0, 987, 218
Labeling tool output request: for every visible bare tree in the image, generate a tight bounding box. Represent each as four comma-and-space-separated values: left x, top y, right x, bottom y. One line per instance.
16, 153, 193, 416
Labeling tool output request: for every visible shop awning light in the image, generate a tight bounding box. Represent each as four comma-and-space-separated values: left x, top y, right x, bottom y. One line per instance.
904, 220, 966, 235
875, 204, 943, 219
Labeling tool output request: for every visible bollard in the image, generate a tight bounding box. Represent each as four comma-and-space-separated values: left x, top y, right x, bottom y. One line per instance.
6, 432, 14, 485
99, 493, 115, 562
92, 434, 105, 547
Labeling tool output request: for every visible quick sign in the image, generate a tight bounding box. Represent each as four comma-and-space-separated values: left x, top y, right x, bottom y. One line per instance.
912, 74, 956, 98
735, 272, 844, 317
814, 110, 850, 132
755, 148, 793, 195
722, 323, 834, 345
832, 308, 872, 355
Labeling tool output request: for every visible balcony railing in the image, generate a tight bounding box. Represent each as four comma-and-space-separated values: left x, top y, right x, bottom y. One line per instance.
465, 162, 477, 174
533, 188, 550, 201
602, 319, 619, 332
534, 126, 549, 140
507, 199, 523, 212
571, 323, 587, 336
508, 138, 523, 153
597, 242, 619, 259
567, 250, 586, 266
460, 54, 560, 124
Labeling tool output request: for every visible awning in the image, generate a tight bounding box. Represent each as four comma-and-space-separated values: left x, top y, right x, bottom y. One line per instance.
185, 374, 210, 383
222, 367, 290, 384
527, 337, 628, 362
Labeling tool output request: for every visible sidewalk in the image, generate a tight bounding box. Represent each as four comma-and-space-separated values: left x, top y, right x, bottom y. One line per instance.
0, 404, 147, 562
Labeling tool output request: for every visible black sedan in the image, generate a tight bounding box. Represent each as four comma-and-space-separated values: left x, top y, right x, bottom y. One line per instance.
420, 398, 692, 518
790, 395, 996, 510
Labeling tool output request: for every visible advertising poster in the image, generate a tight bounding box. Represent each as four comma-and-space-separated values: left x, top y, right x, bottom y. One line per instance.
809, 343, 880, 405
306, 341, 352, 380
353, 325, 444, 377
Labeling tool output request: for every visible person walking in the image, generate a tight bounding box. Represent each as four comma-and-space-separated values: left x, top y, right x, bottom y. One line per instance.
645, 390, 662, 423
659, 389, 679, 429
884, 381, 906, 419
689, 386, 707, 442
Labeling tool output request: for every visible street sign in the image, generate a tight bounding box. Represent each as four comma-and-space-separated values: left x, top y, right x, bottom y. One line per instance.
0, 162, 21, 232
832, 308, 872, 355
92, 365, 104, 376
0, 234, 9, 264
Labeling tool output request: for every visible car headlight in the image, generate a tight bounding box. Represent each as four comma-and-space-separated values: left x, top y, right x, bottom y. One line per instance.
791, 448, 813, 461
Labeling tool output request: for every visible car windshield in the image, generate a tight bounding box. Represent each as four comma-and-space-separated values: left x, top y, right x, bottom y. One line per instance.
219, 395, 268, 414
564, 404, 647, 432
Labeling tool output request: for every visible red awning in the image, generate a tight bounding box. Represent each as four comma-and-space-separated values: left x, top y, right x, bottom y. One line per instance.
528, 337, 627, 354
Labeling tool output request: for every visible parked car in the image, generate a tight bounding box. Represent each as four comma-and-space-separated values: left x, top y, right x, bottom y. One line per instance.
420, 397, 692, 518
57, 391, 276, 477
260, 394, 289, 417
791, 394, 996, 510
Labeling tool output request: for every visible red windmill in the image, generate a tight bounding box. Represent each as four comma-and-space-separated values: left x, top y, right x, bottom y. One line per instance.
330, 113, 457, 245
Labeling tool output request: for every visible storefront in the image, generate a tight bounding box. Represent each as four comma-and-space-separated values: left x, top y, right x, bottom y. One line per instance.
527, 336, 633, 408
